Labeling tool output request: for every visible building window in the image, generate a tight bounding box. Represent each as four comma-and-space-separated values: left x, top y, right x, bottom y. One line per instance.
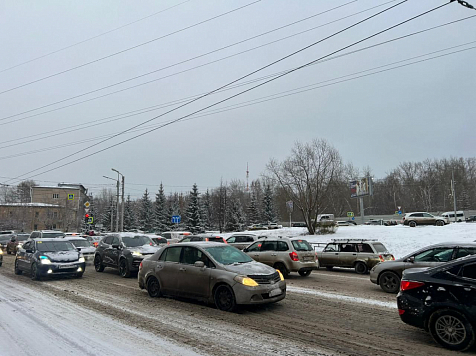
52, 224, 57, 229
9, 211, 12, 216
34, 224, 38, 230
35, 212, 39, 218
53, 212, 58, 218
53, 193, 59, 199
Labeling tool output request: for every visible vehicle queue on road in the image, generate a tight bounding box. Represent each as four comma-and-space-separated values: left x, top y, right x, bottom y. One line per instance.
0, 226, 475, 352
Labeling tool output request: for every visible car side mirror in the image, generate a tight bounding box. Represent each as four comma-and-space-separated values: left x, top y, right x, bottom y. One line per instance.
11, 238, 16, 242
243, 248, 248, 252
194, 261, 205, 268
25, 249, 33, 253
112, 243, 120, 249
407, 256, 415, 263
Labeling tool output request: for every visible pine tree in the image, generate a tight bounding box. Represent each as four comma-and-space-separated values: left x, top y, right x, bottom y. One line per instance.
247, 192, 260, 224
202, 189, 213, 230
123, 195, 137, 231
185, 183, 203, 233
154, 184, 168, 232
262, 184, 277, 223
226, 195, 245, 232
139, 189, 153, 232
101, 197, 114, 231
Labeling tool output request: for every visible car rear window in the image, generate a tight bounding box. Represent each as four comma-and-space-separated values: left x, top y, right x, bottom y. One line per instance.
455, 247, 476, 259
207, 237, 224, 243
371, 243, 388, 253
70, 240, 90, 248
292, 240, 312, 251
36, 241, 76, 252
122, 235, 151, 247
42, 232, 65, 238
17, 235, 29, 241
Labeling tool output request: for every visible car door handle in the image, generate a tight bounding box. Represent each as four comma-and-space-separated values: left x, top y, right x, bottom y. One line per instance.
352, 254, 357, 256
271, 254, 277, 256
179, 268, 186, 272
334, 253, 339, 255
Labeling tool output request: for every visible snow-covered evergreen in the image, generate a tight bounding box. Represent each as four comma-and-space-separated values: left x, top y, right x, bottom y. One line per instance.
154, 184, 168, 232
226, 195, 245, 232
262, 184, 277, 223
185, 183, 203, 233
123, 195, 137, 231
247, 192, 260, 224
139, 189, 154, 232
202, 189, 213, 230
100, 197, 114, 231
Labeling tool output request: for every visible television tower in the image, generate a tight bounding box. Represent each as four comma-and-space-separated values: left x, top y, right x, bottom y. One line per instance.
246, 163, 249, 192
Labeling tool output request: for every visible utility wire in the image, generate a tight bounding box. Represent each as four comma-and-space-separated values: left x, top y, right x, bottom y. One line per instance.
1, 0, 411, 185
6, 1, 454, 186
0, 0, 387, 125
0, 1, 260, 96
2, 40, 473, 161
1, 13, 473, 150
0, 1, 190, 74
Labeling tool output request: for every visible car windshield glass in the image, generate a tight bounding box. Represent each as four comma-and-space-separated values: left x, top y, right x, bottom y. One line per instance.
372, 243, 388, 253
37, 241, 76, 252
122, 236, 151, 247
42, 232, 65, 238
17, 235, 29, 241
292, 240, 312, 251
70, 240, 90, 248
205, 246, 253, 265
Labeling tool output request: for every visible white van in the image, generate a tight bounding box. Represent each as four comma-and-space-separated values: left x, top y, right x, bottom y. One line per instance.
442, 211, 465, 222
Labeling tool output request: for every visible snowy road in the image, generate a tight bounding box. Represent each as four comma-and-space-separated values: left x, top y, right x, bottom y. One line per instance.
1, 253, 472, 356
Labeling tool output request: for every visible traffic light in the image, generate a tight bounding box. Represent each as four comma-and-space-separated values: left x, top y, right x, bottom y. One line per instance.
84, 213, 89, 223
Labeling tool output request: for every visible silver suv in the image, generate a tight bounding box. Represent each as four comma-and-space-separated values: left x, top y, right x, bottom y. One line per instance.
226, 234, 261, 250
243, 237, 318, 278
402, 212, 449, 227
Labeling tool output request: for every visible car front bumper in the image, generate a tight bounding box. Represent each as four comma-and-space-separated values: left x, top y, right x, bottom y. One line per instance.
233, 280, 286, 305
37, 262, 86, 276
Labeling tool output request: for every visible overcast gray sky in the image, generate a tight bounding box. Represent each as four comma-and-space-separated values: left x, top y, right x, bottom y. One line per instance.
1, 0, 475, 198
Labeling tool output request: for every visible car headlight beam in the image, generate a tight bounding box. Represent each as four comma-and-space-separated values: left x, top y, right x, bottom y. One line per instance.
234, 275, 259, 287
39, 256, 51, 265
277, 270, 284, 281
132, 251, 143, 257
78, 257, 85, 263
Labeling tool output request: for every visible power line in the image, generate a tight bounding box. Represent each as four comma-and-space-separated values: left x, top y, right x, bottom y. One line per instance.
0, 0, 386, 125
1, 13, 473, 152
2, 0, 412, 186
0, 1, 190, 74
0, 1, 260, 96
1, 40, 474, 162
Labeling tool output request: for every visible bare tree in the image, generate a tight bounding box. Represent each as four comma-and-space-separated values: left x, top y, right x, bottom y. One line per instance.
267, 139, 342, 235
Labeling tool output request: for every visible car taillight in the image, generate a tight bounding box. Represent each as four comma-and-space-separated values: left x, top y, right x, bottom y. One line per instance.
289, 251, 299, 261
223, 239, 227, 244
139, 261, 143, 271
398, 309, 405, 315
93, 242, 98, 247
379, 255, 385, 262
167, 241, 170, 245
205, 238, 209, 242
315, 252, 318, 261
400, 280, 425, 291
391, 255, 395, 260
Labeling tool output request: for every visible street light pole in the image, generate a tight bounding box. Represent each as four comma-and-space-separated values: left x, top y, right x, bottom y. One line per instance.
112, 169, 124, 232
103, 175, 119, 232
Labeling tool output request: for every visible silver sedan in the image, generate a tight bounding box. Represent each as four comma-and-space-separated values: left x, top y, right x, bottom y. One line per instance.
138, 242, 286, 311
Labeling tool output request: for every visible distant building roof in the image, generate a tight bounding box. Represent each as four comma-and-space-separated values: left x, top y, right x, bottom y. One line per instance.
0, 203, 61, 207
33, 183, 87, 192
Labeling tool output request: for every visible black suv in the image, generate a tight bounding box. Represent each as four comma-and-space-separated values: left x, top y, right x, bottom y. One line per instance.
397, 255, 476, 352
15, 238, 86, 280
94, 233, 160, 277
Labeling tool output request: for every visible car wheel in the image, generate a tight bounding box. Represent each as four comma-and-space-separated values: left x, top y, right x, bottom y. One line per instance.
214, 284, 236, 312
119, 259, 131, 278
326, 266, 334, 271
14, 259, 22, 275
298, 270, 311, 277
409, 221, 417, 227
379, 271, 400, 293
94, 255, 105, 272
275, 263, 289, 278
354, 262, 368, 274
31, 263, 41, 281
147, 277, 161, 298
436, 220, 445, 226
429, 309, 475, 352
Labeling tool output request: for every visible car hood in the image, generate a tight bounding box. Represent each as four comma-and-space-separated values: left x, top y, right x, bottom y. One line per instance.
42, 251, 80, 262
223, 261, 276, 275
128, 245, 160, 254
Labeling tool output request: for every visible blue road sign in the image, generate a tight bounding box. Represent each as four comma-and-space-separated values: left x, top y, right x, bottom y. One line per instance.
172, 215, 181, 224
398, 211, 402, 215
351, 217, 355, 221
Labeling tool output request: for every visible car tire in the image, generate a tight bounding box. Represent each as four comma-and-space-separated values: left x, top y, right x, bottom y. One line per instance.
429, 309, 475, 352
354, 262, 368, 274
147, 277, 161, 298
379, 271, 400, 293
31, 263, 41, 281
119, 258, 131, 278
94, 255, 105, 272
409, 221, 417, 227
325, 266, 334, 271
76, 273, 84, 278
274, 263, 289, 278
436, 220, 445, 226
14, 259, 22, 275
298, 270, 311, 277
214, 284, 236, 312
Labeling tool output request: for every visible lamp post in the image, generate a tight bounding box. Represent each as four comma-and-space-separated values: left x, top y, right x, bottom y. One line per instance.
112, 168, 125, 232
103, 175, 119, 232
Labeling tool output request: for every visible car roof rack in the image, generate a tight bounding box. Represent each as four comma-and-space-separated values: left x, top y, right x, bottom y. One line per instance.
331, 238, 378, 242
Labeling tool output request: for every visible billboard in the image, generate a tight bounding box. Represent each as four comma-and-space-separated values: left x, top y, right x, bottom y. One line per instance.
350, 177, 372, 198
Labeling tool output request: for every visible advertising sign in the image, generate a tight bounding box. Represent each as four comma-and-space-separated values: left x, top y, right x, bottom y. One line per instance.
349, 177, 372, 198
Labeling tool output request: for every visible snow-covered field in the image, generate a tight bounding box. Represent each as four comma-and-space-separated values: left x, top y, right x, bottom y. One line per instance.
236, 223, 476, 259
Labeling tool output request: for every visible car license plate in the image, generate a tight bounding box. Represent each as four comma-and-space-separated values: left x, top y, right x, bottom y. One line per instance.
59, 264, 74, 269
269, 288, 282, 297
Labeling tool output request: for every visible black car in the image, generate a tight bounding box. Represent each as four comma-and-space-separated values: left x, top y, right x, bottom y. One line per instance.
397, 255, 476, 351
466, 215, 476, 223
94, 233, 160, 278
14, 238, 86, 280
